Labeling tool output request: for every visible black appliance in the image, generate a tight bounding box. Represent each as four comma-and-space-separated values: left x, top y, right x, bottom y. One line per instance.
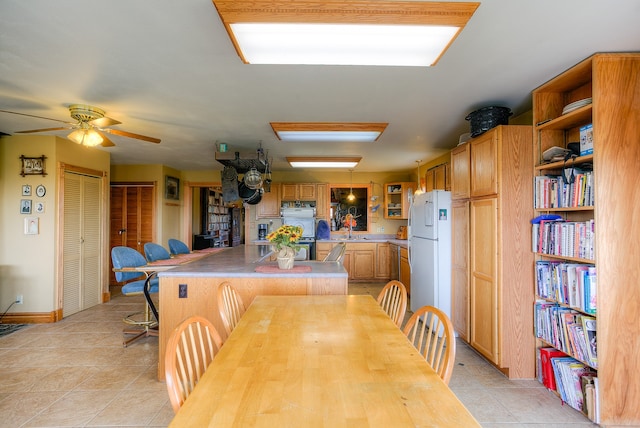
258, 223, 268, 240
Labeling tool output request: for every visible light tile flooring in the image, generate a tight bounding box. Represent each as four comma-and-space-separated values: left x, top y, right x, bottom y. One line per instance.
0, 283, 595, 428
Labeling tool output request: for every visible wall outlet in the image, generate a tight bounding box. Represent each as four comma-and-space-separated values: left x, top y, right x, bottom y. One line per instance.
16, 294, 23, 304
178, 284, 188, 299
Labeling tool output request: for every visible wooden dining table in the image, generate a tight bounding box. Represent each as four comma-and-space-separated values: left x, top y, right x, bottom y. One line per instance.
168, 294, 481, 427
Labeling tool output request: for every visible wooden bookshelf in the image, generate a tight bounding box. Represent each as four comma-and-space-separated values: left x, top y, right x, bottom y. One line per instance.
531, 53, 640, 425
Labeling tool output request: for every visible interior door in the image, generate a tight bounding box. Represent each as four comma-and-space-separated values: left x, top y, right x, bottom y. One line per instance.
109, 184, 155, 284
63, 172, 103, 317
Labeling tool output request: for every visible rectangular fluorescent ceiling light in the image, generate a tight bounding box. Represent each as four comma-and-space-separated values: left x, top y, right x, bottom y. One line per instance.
212, 1, 479, 66
287, 157, 362, 168
271, 122, 388, 142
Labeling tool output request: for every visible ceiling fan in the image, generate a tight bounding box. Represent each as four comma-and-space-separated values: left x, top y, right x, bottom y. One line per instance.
0, 104, 161, 147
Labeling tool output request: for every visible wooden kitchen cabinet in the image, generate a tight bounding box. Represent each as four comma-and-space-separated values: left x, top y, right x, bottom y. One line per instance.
470, 131, 498, 197
389, 243, 399, 281
450, 125, 534, 379
281, 183, 316, 201
451, 199, 469, 342
316, 241, 385, 282
425, 163, 450, 192
399, 247, 411, 296
315, 183, 329, 220
375, 242, 391, 280
384, 182, 414, 219
256, 184, 280, 218
451, 143, 470, 200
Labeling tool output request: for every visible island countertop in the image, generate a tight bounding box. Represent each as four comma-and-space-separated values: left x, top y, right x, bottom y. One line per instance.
158, 244, 347, 278
157, 244, 348, 380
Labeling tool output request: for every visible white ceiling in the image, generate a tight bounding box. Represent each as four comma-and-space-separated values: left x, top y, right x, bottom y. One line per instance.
1, 0, 639, 172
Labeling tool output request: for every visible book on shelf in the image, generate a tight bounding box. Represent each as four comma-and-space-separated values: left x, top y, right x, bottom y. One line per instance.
551, 356, 595, 413
539, 347, 566, 390
534, 170, 594, 209
532, 220, 595, 259
535, 261, 596, 314
582, 316, 597, 367
534, 301, 598, 368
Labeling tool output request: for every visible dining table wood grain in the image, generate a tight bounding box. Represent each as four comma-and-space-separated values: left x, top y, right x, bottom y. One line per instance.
168, 294, 480, 427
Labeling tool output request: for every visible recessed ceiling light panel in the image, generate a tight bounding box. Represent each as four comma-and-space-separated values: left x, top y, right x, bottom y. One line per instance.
286, 156, 362, 168
212, 1, 480, 66
271, 122, 387, 142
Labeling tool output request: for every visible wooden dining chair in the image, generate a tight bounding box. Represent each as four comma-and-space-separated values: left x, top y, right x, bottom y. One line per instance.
322, 242, 346, 263
402, 305, 456, 385
376, 280, 408, 327
164, 316, 224, 413
217, 281, 246, 336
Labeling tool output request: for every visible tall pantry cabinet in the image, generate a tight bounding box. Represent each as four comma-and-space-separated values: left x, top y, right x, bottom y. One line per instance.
532, 53, 640, 425
451, 125, 535, 379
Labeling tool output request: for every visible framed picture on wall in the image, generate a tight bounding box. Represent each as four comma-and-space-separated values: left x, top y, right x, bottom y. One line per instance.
20, 155, 47, 177
20, 199, 32, 214
165, 175, 180, 200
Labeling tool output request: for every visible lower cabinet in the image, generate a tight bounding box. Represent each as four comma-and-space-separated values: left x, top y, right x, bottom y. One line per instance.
375, 243, 391, 280
389, 244, 399, 281
316, 242, 391, 282
399, 247, 411, 296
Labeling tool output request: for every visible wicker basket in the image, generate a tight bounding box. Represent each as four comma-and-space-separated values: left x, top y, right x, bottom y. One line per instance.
465, 106, 512, 137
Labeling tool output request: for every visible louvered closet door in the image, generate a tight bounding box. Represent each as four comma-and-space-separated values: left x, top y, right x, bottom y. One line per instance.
63, 172, 102, 317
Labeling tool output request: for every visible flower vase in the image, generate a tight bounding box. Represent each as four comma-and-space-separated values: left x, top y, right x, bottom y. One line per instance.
277, 255, 295, 270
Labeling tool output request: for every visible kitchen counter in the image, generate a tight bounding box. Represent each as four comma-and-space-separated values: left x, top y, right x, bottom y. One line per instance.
157, 244, 348, 379
317, 237, 408, 247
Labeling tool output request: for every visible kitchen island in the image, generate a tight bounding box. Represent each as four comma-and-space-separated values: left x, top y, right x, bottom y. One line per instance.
156, 244, 348, 379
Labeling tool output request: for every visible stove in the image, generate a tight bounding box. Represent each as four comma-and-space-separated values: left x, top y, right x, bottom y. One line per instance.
281, 207, 316, 259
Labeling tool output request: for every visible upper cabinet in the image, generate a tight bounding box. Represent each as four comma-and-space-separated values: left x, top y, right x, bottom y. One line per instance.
384, 182, 414, 219
469, 131, 498, 197
256, 184, 280, 219
281, 183, 316, 201
451, 144, 470, 200
425, 163, 450, 192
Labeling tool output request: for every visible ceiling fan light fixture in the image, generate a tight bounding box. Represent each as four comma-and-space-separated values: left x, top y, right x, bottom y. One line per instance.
213, 1, 479, 66
68, 129, 103, 147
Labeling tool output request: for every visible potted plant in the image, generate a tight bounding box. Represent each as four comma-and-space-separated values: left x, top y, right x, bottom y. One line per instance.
267, 225, 303, 269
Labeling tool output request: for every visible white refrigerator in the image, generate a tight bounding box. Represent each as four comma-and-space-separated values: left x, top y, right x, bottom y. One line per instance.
408, 190, 452, 317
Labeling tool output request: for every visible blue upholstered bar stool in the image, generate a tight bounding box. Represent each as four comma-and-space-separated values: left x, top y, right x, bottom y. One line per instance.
168, 238, 190, 255
111, 246, 160, 347
144, 242, 171, 262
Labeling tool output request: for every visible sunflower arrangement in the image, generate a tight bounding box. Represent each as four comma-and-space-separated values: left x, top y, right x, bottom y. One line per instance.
267, 225, 303, 258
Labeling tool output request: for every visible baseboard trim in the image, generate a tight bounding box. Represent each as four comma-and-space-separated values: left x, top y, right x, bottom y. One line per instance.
1, 309, 61, 324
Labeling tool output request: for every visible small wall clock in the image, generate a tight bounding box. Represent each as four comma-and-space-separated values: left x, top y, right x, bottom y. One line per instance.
35, 184, 46, 197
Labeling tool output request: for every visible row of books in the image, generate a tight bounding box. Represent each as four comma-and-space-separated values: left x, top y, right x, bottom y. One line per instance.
537, 347, 599, 422
534, 171, 594, 209
535, 261, 596, 314
534, 301, 597, 368
532, 219, 595, 260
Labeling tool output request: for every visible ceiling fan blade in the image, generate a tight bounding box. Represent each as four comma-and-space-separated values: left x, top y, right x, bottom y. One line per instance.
0, 109, 72, 124
91, 116, 121, 127
15, 126, 72, 134
98, 132, 116, 147
104, 128, 161, 143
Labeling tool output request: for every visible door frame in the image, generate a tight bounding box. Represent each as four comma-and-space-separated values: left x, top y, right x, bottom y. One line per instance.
181, 181, 222, 251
